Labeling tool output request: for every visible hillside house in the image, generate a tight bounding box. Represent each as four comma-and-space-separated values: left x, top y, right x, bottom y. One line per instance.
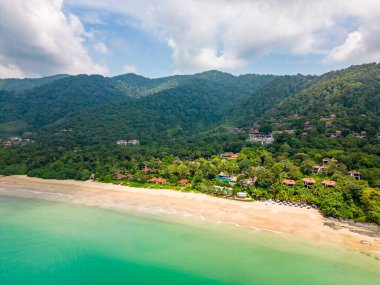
322, 180, 337, 187
113, 172, 126, 180
303, 178, 316, 188
349, 170, 361, 180
312, 165, 328, 174
236, 192, 248, 198
148, 177, 167, 184
241, 178, 256, 187
322, 158, 338, 164
220, 153, 238, 159
128, 139, 140, 145
282, 179, 296, 187
178, 179, 189, 186
116, 139, 140, 146
248, 130, 275, 144
116, 140, 129, 146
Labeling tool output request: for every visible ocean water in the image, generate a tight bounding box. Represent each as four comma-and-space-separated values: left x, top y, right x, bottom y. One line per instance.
0, 196, 379, 285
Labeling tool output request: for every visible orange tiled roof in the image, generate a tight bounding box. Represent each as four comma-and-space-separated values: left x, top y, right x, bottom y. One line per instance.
322, 180, 337, 187
303, 178, 316, 184
282, 179, 296, 185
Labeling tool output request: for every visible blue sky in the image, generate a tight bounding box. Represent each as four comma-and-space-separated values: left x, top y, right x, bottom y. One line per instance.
0, 0, 379, 78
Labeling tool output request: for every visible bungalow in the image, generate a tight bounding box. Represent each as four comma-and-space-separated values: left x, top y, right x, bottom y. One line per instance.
126, 174, 134, 180
148, 177, 167, 184
141, 166, 157, 174
282, 179, 296, 187
241, 178, 256, 187
248, 130, 275, 144
116, 140, 129, 146
128, 139, 140, 145
178, 179, 189, 186
322, 180, 337, 187
220, 153, 238, 159
113, 172, 126, 180
349, 170, 361, 180
303, 178, 316, 188
236, 192, 248, 199
312, 165, 327, 174
322, 158, 338, 165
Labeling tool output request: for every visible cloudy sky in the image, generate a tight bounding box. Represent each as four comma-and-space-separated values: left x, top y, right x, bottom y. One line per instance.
0, 0, 379, 78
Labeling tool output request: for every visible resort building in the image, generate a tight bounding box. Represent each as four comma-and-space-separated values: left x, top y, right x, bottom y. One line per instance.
116, 140, 129, 146
248, 130, 275, 144
282, 179, 296, 187
116, 139, 140, 146
148, 177, 167, 184
322, 180, 337, 187
241, 178, 256, 187
113, 172, 126, 180
349, 170, 361, 180
236, 192, 248, 198
303, 178, 316, 188
220, 153, 238, 159
128, 139, 140, 145
178, 179, 189, 186
312, 165, 328, 174
322, 158, 338, 164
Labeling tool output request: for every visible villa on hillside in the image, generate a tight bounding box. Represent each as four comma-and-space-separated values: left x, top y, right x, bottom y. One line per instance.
178, 179, 189, 186
148, 177, 167, 184
322, 180, 337, 187
113, 172, 127, 180
303, 178, 316, 188
116, 139, 140, 146
322, 158, 338, 164
220, 152, 238, 159
349, 170, 361, 180
312, 165, 328, 174
282, 179, 296, 187
248, 130, 275, 144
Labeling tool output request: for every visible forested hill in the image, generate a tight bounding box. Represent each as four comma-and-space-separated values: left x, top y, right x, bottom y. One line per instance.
0, 71, 274, 136
44, 76, 273, 145
227, 74, 316, 126
261, 63, 380, 135
0, 74, 69, 92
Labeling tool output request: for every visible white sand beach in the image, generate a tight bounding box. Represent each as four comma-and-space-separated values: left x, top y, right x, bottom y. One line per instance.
0, 175, 379, 251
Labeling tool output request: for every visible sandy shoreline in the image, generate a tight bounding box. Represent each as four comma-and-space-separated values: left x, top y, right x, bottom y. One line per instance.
1, 175, 379, 252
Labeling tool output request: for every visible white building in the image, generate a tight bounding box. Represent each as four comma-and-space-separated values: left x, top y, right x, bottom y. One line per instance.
248, 130, 275, 144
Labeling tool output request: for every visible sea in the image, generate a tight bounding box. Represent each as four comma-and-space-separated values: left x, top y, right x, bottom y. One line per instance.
0, 196, 379, 285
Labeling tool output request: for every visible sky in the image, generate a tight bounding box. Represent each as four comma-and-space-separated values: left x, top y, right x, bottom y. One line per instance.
0, 0, 379, 78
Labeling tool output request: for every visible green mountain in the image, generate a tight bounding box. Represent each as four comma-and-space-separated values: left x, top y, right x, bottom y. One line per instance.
0, 74, 69, 92
228, 74, 316, 126
0, 71, 274, 135
266, 63, 380, 133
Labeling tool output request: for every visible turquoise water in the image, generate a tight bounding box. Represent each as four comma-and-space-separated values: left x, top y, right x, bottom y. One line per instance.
215, 177, 230, 182
0, 196, 379, 285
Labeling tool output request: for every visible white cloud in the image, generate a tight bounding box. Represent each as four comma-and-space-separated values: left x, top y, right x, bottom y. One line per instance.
0, 0, 107, 78
68, 0, 380, 73
122, 64, 137, 73
93, 42, 108, 54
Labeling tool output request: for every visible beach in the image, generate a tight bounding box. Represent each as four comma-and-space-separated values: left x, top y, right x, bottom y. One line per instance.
0, 175, 379, 252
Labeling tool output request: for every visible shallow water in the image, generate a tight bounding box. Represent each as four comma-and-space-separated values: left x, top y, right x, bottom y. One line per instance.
0, 196, 379, 285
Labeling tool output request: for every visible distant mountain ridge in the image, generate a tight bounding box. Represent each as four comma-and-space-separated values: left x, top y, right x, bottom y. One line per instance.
0, 64, 378, 144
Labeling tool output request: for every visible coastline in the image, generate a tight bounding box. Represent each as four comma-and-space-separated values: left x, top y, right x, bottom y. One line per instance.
1, 175, 379, 252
